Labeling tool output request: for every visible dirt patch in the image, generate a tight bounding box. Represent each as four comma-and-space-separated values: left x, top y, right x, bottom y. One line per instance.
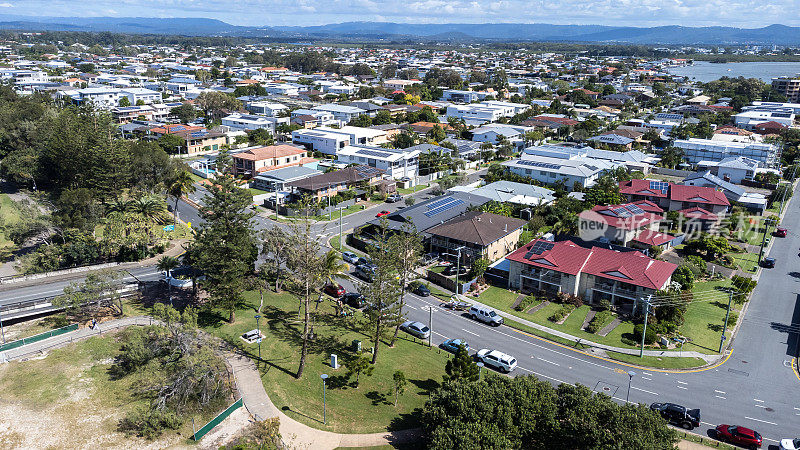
197, 406, 252, 449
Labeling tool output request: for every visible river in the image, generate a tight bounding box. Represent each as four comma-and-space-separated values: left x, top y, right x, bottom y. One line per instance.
666, 60, 800, 82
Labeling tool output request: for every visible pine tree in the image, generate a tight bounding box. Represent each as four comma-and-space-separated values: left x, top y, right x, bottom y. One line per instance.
444, 344, 480, 382
389, 222, 423, 346
191, 149, 257, 323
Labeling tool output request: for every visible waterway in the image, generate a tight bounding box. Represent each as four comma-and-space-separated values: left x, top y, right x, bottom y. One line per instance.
666, 60, 800, 82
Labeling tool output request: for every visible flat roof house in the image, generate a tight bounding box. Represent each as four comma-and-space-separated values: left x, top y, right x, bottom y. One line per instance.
222, 113, 286, 133
335, 145, 420, 180
502, 153, 620, 191
312, 104, 367, 123
673, 138, 780, 168
507, 238, 677, 311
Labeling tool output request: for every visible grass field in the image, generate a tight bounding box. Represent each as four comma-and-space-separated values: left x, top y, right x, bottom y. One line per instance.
679, 279, 738, 354
396, 184, 429, 195
202, 290, 451, 434
728, 251, 759, 273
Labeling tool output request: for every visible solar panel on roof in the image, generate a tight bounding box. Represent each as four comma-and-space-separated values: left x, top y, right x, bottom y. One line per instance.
517, 160, 561, 170
357, 149, 392, 158
648, 180, 669, 193
625, 204, 645, 215
529, 241, 554, 255
423, 198, 464, 217
612, 207, 632, 218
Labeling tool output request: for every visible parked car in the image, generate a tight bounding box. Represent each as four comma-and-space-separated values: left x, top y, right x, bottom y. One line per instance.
342, 292, 367, 308
762, 257, 776, 268
780, 438, 800, 450
386, 193, 402, 203
469, 305, 504, 326
475, 349, 517, 373
400, 321, 430, 340
774, 227, 788, 237
341, 251, 359, 264
715, 424, 762, 449
323, 283, 346, 298
649, 402, 700, 430
376, 210, 390, 218
444, 265, 469, 276
440, 338, 469, 354
355, 263, 377, 281
354, 256, 372, 266
409, 281, 430, 297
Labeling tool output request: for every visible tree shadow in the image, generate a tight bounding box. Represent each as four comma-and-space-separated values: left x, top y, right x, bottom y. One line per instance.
708, 323, 723, 332
710, 301, 728, 309
408, 378, 439, 395
198, 307, 227, 328
387, 408, 423, 432
366, 390, 392, 406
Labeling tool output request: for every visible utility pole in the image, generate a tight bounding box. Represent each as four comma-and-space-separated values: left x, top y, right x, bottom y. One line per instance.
339, 206, 343, 251
639, 295, 652, 358
428, 306, 433, 348
779, 164, 796, 216
719, 290, 734, 353
758, 216, 773, 263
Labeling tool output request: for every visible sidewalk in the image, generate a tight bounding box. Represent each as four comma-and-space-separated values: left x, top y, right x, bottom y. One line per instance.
1, 316, 423, 449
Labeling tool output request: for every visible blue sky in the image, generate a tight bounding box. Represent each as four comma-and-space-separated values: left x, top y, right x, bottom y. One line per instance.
0, 0, 797, 27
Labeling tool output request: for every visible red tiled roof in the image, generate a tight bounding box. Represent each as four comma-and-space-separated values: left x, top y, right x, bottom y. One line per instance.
678, 207, 718, 221
631, 200, 664, 213
619, 179, 671, 198
233, 144, 307, 161
754, 121, 788, 130
633, 230, 675, 246
669, 185, 730, 206
507, 239, 677, 290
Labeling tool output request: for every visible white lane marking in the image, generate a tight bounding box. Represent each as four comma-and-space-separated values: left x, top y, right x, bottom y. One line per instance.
405, 305, 417, 310
715, 390, 726, 394
641, 377, 652, 381
715, 395, 726, 399
753, 398, 764, 403
677, 386, 688, 390
744, 416, 777, 426
754, 405, 769, 409
631, 386, 658, 395
765, 438, 779, 443
795, 407, 800, 410
701, 421, 716, 427
461, 329, 480, 337
516, 366, 568, 384
642, 372, 652, 376
536, 357, 560, 367
677, 381, 688, 385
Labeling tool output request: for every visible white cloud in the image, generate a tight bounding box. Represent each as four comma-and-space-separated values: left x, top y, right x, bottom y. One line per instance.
0, 3, 13, 7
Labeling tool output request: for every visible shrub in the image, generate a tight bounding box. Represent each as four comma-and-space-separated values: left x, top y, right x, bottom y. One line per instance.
586, 310, 611, 334
633, 323, 658, 345
725, 311, 739, 328
548, 305, 574, 322
597, 299, 612, 311
514, 294, 540, 312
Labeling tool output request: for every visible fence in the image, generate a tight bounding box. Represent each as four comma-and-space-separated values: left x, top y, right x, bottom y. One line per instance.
426, 269, 476, 295
0, 323, 79, 352
193, 397, 244, 441
650, 167, 694, 178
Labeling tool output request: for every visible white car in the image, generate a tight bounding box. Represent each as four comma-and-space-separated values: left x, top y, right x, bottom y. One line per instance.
476, 349, 517, 373
781, 438, 800, 450
341, 251, 359, 264
400, 320, 430, 340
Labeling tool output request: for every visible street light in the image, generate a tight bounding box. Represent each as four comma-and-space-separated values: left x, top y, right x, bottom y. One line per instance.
442, 246, 466, 294
254, 314, 262, 361
320, 374, 329, 424
476, 361, 484, 380
626, 371, 636, 403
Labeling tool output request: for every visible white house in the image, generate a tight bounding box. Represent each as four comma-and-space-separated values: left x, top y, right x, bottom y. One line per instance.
292, 128, 351, 155
502, 152, 620, 191
335, 145, 420, 179
673, 138, 781, 168
290, 109, 340, 128
245, 101, 288, 116
312, 104, 367, 123
733, 108, 795, 130
221, 113, 287, 133
119, 87, 161, 105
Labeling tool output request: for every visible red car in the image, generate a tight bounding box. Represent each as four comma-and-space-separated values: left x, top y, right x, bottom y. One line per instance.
775, 227, 788, 237
715, 424, 762, 449
323, 283, 346, 298
376, 210, 390, 218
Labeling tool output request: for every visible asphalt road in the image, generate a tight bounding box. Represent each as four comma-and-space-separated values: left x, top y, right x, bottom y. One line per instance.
3, 168, 798, 444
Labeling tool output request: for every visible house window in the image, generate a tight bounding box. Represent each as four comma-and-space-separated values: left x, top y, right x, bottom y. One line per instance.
540, 171, 547, 176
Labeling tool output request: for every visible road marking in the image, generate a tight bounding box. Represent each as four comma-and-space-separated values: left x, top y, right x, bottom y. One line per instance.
677, 386, 688, 390
516, 366, 568, 384
754, 404, 769, 409
405, 305, 417, 310
642, 371, 652, 376
631, 386, 658, 395
641, 377, 652, 381
744, 416, 777, 426
715, 390, 726, 394
677, 381, 688, 385
794, 407, 800, 411
536, 357, 560, 366
701, 421, 715, 427
753, 398, 764, 402
461, 329, 479, 337
715, 395, 726, 399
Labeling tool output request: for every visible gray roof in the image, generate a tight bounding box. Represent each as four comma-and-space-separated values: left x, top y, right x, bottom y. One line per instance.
585, 148, 649, 163
587, 134, 634, 145
367, 191, 491, 233
253, 166, 321, 183
467, 181, 555, 205
682, 170, 744, 197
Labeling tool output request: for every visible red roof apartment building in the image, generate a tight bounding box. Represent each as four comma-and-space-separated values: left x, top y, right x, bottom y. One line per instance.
619, 179, 730, 215
507, 239, 677, 310
578, 201, 675, 251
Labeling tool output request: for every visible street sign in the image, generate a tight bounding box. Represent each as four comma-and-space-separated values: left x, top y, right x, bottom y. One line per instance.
256, 338, 262, 344
163, 224, 175, 231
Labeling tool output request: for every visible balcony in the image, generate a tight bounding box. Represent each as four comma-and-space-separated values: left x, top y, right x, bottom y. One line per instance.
594, 281, 638, 299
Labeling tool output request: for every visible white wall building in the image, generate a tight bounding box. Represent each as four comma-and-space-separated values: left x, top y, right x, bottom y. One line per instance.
335, 145, 421, 179
312, 104, 367, 123
673, 138, 781, 168
119, 87, 161, 105
246, 101, 288, 116
221, 113, 287, 133
292, 128, 351, 155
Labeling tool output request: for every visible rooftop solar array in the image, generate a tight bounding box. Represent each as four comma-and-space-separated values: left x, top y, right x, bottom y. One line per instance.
357, 149, 392, 158
626, 204, 645, 215
610, 203, 646, 218
423, 197, 464, 217
612, 206, 633, 218
516, 160, 562, 170
648, 180, 670, 193
189, 131, 208, 138
524, 240, 555, 259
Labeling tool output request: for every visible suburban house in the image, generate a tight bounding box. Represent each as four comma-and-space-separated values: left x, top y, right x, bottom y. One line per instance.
578, 201, 674, 251
619, 179, 731, 214
286, 165, 387, 202
449, 180, 555, 207
335, 145, 420, 179
673, 138, 781, 168
503, 150, 620, 191
312, 104, 367, 123
149, 124, 227, 155
507, 238, 677, 310
383, 79, 419, 92
364, 191, 491, 234
408, 121, 456, 136
695, 156, 759, 184
587, 133, 635, 150
251, 166, 322, 194
290, 109, 339, 128
521, 115, 579, 133
245, 101, 288, 116
221, 113, 286, 133
292, 128, 351, 155
231, 144, 314, 177
682, 171, 767, 214
426, 211, 527, 264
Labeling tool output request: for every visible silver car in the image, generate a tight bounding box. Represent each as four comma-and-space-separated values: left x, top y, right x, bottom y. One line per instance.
341, 251, 359, 264
400, 320, 430, 340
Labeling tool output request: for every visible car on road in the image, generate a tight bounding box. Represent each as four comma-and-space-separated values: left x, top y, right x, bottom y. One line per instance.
774, 227, 788, 237
376, 210, 390, 218
341, 251, 359, 264
762, 257, 776, 268
400, 320, 430, 340
475, 349, 517, 373
323, 283, 346, 298
715, 424, 762, 449
469, 305, 504, 326
409, 281, 430, 297
780, 438, 800, 450
649, 402, 700, 430
355, 263, 377, 281
342, 292, 367, 308
386, 193, 403, 203
440, 338, 469, 354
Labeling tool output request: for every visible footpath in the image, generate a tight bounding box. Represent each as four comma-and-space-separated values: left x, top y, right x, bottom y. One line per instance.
0, 316, 420, 449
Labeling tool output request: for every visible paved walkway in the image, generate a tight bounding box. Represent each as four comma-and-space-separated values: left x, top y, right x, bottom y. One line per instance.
1, 316, 423, 449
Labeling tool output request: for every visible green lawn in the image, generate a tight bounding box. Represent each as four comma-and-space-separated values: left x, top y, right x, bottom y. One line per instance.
679, 279, 737, 354
605, 351, 709, 370
397, 184, 429, 195
728, 251, 759, 273
246, 187, 270, 197
202, 290, 451, 434
313, 201, 379, 222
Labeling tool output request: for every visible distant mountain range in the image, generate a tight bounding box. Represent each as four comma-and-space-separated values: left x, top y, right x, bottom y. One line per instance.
2, 14, 800, 46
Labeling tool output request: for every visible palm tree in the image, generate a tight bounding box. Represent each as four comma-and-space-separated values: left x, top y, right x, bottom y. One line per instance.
130, 194, 167, 224
106, 197, 132, 219
319, 250, 348, 315
168, 170, 196, 227
157, 255, 180, 306
552, 212, 579, 236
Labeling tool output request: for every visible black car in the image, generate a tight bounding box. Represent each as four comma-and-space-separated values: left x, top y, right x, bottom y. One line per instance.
649, 402, 700, 430
342, 292, 367, 308
444, 265, 469, 276
762, 257, 776, 268
410, 283, 430, 297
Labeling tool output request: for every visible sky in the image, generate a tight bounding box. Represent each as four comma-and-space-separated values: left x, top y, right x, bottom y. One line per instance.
0, 0, 798, 28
